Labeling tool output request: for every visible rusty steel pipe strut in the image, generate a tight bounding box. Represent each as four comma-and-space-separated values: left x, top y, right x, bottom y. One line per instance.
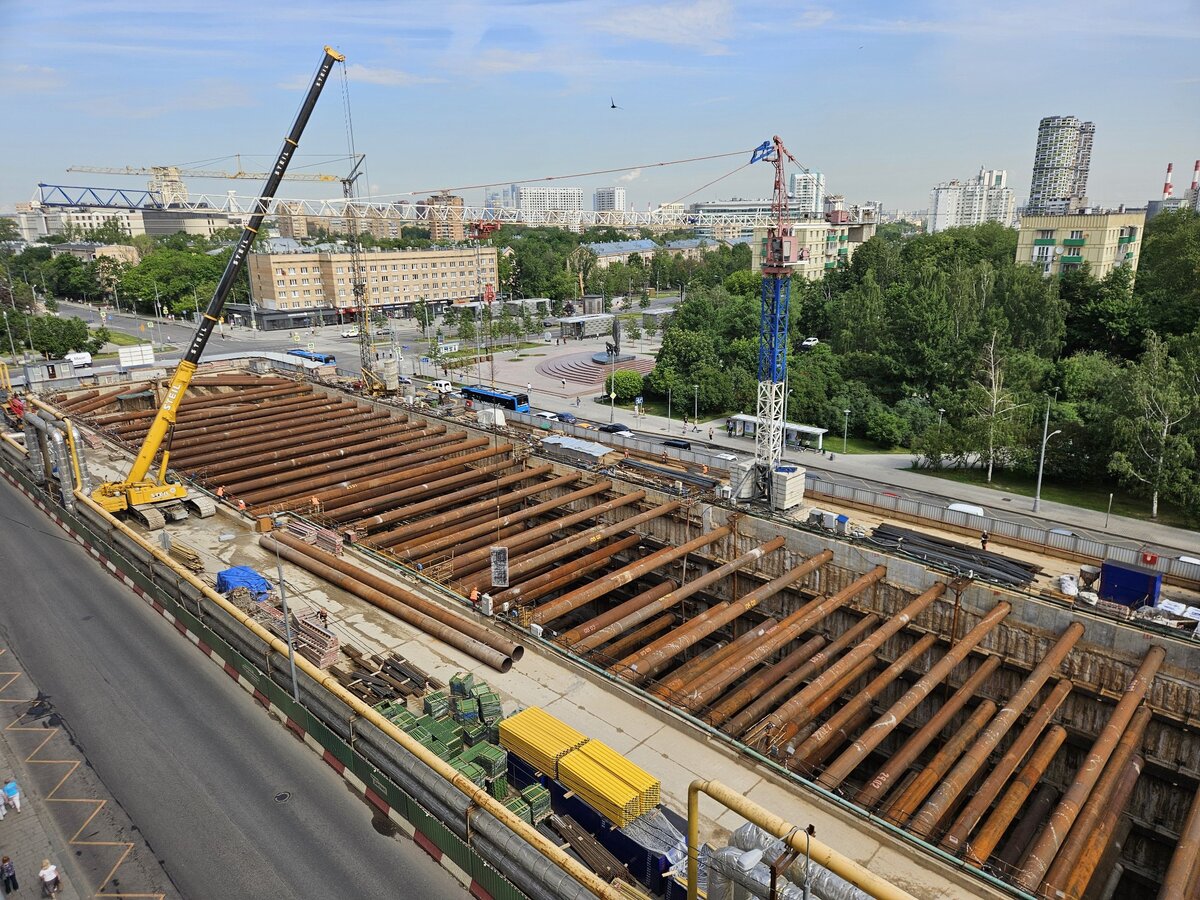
855, 654, 1003, 809
908, 622, 1085, 839
229, 427, 453, 494
355, 465, 561, 536
533, 525, 733, 626
655, 618, 779, 699
491, 534, 643, 606
414, 519, 540, 565
217, 424, 428, 484
797, 704, 877, 774
818, 600, 1012, 791
243, 437, 488, 506
564, 536, 787, 651
446, 489, 646, 575
400, 481, 614, 560
940, 677, 1073, 854
554, 581, 677, 642
1041, 705, 1152, 896
651, 638, 737, 697
1158, 781, 1200, 900
178, 412, 396, 470
619, 551, 841, 683
170, 409, 384, 462
726, 615, 880, 738
1061, 753, 1143, 900
71, 385, 151, 416
558, 578, 679, 650
316, 448, 514, 515
463, 500, 680, 592
596, 612, 678, 660
1015, 644, 1165, 892
334, 464, 513, 526
884, 700, 998, 827
773, 582, 947, 739
705, 634, 826, 729
264, 531, 523, 662
259, 535, 514, 672
965, 724, 1067, 868
165, 402, 363, 451
103, 387, 311, 431
774, 652, 879, 758
98, 382, 307, 422
118, 393, 329, 437
999, 783, 1060, 875
793, 633, 940, 766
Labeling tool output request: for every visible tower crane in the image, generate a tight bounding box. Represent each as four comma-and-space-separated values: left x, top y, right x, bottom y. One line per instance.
90, 46, 346, 528
67, 159, 339, 206
750, 136, 805, 498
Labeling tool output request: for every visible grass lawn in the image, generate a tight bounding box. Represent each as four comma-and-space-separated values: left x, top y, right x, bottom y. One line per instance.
838, 435, 912, 456
100, 330, 151, 347
919, 466, 1196, 529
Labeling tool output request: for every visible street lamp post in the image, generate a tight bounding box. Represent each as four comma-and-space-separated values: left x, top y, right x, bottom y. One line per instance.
843, 409, 850, 454
1033, 393, 1061, 513
2, 310, 18, 363
667, 385, 673, 434
693, 384, 699, 433
938, 408, 945, 431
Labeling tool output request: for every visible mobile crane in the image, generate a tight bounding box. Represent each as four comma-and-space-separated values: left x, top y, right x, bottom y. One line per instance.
91, 46, 346, 528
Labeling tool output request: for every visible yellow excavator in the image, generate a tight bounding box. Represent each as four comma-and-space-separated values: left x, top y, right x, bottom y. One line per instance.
91, 46, 346, 529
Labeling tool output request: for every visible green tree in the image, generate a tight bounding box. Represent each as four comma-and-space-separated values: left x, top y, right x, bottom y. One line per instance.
28, 316, 98, 358
605, 369, 644, 402
1135, 208, 1200, 339
966, 330, 1025, 482
0, 219, 20, 242
413, 300, 434, 335
1109, 332, 1197, 518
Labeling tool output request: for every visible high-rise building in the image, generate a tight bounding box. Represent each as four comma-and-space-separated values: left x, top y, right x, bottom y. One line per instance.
1027, 116, 1095, 214
514, 186, 584, 214
424, 192, 465, 243
593, 186, 627, 212
927, 168, 1016, 233
788, 171, 825, 216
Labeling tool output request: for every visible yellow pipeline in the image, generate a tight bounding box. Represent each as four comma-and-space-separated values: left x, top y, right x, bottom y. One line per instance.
687, 779, 919, 900
72, 490, 621, 900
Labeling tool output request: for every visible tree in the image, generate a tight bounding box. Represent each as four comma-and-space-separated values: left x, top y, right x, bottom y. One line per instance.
28, 316, 98, 358
625, 322, 642, 350
1135, 208, 1200, 339
967, 330, 1025, 482
0, 219, 20, 242
1109, 332, 1197, 518
413, 300, 434, 335
605, 369, 644, 402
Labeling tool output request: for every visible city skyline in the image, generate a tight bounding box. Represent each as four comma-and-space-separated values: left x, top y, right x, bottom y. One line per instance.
2, 1, 1198, 216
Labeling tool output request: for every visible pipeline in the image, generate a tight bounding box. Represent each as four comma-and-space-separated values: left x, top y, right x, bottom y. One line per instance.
1015, 645, 1164, 892
705, 845, 804, 900
908, 622, 1085, 839
1060, 753, 1143, 900
655, 618, 779, 700
177, 410, 395, 469
169, 402, 365, 453
563, 536, 787, 651
1159, 783, 1200, 900
333, 462, 514, 524
491, 534, 643, 607
706, 635, 826, 729
533, 525, 733, 626
965, 725, 1067, 868
939, 678, 1073, 854
199, 421, 420, 479
855, 654, 1003, 810
558, 580, 677, 651
25, 400, 93, 495
727, 615, 880, 739
792, 633, 939, 769
818, 600, 1012, 791
266, 531, 522, 662
619, 552, 841, 683
70, 493, 614, 900
213, 424, 427, 484
1041, 705, 1151, 896
595, 612, 677, 660
22, 412, 74, 510
728, 822, 873, 900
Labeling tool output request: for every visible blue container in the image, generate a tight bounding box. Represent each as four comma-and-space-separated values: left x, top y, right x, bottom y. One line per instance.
1099, 559, 1163, 608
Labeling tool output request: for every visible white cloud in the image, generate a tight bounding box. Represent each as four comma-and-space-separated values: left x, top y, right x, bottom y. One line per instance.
594, 0, 733, 54
344, 63, 440, 86
617, 168, 642, 183
793, 8, 834, 29
3, 63, 66, 93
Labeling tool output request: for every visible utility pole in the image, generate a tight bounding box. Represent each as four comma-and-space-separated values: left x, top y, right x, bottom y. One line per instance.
2, 310, 18, 362
1033, 392, 1061, 513
693, 384, 699, 431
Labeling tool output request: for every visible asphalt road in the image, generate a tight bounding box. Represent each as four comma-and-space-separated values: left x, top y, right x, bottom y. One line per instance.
0, 477, 464, 899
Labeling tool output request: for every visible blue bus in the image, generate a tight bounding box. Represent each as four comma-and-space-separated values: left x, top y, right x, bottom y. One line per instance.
286, 349, 337, 365
461, 384, 531, 413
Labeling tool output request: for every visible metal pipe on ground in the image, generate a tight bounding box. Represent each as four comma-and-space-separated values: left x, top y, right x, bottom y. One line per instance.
69, 385, 149, 415
856, 654, 1003, 810
1015, 645, 1165, 892
883, 700, 998, 827
57, 389, 98, 411
1041, 705, 1152, 896
563, 537, 787, 651
654, 618, 779, 700
770, 582, 947, 739
618, 552, 842, 683
994, 781, 1059, 875
461, 500, 678, 592
965, 725, 1067, 868
177, 412, 397, 470
532, 525, 733, 626
400, 481, 614, 560
940, 678, 1073, 855
1061, 754, 1143, 900
491, 535, 643, 608
725, 615, 880, 738
593, 613, 677, 661
908, 623, 1085, 840
793, 633, 940, 768
818, 601, 1012, 792
1158, 783, 1200, 900
242, 437, 488, 506
264, 532, 523, 663
705, 635, 827, 729
368, 469, 575, 543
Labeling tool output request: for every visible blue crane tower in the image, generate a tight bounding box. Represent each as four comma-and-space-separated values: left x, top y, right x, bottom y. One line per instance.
750, 136, 805, 498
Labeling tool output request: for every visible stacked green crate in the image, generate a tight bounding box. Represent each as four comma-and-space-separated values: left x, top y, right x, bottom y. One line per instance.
475, 691, 502, 723
388, 706, 418, 730
520, 784, 552, 823
453, 696, 480, 723
469, 679, 491, 699
450, 672, 475, 697
462, 723, 487, 747
431, 719, 463, 756
465, 743, 507, 778
408, 725, 433, 746
422, 690, 451, 718
489, 774, 510, 800
503, 795, 532, 823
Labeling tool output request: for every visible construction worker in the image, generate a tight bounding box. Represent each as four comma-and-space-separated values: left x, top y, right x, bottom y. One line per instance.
469, 587, 480, 605
215, 486, 225, 499
980, 531, 989, 552
311, 495, 322, 514
237, 499, 247, 512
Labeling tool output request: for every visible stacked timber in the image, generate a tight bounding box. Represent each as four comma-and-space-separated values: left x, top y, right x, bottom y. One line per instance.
548, 814, 627, 883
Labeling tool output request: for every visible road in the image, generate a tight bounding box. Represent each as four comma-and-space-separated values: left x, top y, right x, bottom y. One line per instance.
0, 476, 464, 899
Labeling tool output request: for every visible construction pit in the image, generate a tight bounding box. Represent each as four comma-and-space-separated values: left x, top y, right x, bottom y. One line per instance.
44, 365, 1200, 900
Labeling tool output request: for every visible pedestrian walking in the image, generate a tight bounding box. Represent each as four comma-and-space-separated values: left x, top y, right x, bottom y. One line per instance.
980, 531, 989, 552
708, 427, 714, 442
526, 382, 532, 394
3, 778, 19, 813
561, 379, 567, 391
1, 856, 17, 894
37, 860, 58, 897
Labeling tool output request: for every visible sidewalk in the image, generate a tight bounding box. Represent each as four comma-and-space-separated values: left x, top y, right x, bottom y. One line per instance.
0, 649, 83, 900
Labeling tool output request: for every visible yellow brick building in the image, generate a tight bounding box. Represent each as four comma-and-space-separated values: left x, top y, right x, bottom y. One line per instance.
750, 220, 877, 281
1015, 211, 1144, 280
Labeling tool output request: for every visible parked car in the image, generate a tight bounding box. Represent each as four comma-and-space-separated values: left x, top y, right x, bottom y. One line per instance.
397, 375, 413, 385
598, 423, 634, 436
428, 379, 455, 394
341, 328, 360, 338
800, 336, 820, 349
534, 411, 560, 422
662, 438, 692, 450
556, 411, 579, 425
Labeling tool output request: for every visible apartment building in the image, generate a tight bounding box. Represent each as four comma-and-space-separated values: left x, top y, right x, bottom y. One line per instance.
750, 219, 877, 281
515, 186, 584, 214
1027, 115, 1095, 214
788, 171, 825, 216
927, 168, 1016, 232
1015, 210, 1144, 280
423, 192, 465, 242
593, 187, 627, 212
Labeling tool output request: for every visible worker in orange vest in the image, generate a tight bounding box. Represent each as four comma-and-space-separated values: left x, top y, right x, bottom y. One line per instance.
216, 486, 225, 499
469, 587, 480, 605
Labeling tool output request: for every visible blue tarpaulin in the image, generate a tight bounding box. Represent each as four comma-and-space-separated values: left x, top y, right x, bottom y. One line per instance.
216, 566, 272, 601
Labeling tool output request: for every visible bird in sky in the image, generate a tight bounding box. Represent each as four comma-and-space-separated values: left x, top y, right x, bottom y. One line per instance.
610, 97, 621, 109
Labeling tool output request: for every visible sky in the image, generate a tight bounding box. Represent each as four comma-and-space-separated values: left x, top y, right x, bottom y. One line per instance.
2, 0, 1199, 216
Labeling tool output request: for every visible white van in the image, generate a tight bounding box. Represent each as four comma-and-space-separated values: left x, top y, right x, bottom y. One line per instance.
64, 351, 93, 368
428, 380, 455, 395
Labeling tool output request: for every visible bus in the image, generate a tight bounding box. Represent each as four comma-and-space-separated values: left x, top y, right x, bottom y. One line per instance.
460, 384, 531, 413
286, 349, 337, 365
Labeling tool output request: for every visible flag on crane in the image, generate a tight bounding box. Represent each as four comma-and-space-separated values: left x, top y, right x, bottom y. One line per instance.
750, 140, 774, 164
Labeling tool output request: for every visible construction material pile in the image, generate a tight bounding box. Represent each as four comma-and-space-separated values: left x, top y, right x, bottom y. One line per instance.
870, 523, 1041, 587
499, 706, 588, 777
559, 739, 660, 827
335, 648, 441, 704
